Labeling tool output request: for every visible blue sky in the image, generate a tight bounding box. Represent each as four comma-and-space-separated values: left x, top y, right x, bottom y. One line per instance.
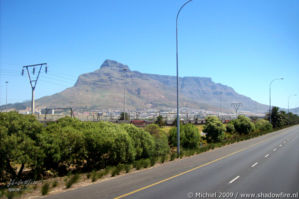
0, 0, 298, 109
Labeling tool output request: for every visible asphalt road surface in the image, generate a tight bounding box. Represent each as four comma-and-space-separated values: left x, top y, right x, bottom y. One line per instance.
44, 125, 299, 199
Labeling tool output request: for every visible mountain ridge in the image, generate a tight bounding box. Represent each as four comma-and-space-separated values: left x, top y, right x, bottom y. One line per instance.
2, 59, 272, 113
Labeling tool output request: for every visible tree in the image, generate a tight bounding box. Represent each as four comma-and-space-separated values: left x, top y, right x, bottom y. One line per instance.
182, 124, 200, 149
168, 124, 200, 148
120, 112, 130, 121
226, 121, 235, 133
0, 112, 45, 180
168, 126, 186, 147
269, 107, 287, 128
233, 115, 255, 135
203, 116, 226, 143
144, 124, 170, 157
121, 124, 155, 160
155, 115, 165, 127
255, 119, 272, 132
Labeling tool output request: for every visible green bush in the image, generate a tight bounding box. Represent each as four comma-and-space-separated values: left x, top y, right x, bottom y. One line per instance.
122, 124, 155, 160
65, 174, 80, 189
150, 157, 157, 166
160, 155, 167, 163
52, 180, 58, 188
84, 122, 136, 168
134, 160, 142, 170
91, 170, 97, 182
124, 164, 131, 173
233, 115, 255, 135
203, 116, 226, 143
168, 126, 185, 147
255, 119, 272, 132
114, 164, 124, 175
182, 124, 200, 149
170, 152, 176, 161
41, 183, 50, 195
226, 122, 235, 133
0, 111, 45, 181
145, 124, 170, 157
111, 166, 120, 177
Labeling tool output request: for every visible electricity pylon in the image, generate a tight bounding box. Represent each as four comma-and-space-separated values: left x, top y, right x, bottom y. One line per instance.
231, 102, 242, 117
22, 63, 47, 114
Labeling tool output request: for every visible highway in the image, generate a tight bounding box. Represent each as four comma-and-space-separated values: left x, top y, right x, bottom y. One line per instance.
44, 125, 299, 199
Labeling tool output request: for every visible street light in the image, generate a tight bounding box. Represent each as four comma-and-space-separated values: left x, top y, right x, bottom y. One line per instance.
176, 0, 192, 156
269, 77, 284, 123
123, 68, 128, 120
5, 81, 8, 110
288, 94, 297, 113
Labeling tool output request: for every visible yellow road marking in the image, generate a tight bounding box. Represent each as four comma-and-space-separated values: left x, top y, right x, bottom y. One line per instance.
114, 138, 268, 199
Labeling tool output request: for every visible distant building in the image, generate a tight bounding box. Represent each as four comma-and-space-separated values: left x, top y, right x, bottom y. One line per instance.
131, 120, 147, 127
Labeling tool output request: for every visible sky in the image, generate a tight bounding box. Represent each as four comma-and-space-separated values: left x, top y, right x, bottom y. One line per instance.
0, 0, 299, 109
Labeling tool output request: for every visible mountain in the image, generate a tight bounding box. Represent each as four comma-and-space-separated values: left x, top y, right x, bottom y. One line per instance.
5, 59, 269, 113
289, 107, 299, 115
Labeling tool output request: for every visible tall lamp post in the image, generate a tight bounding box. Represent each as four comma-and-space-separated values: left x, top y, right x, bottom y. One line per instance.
176, 0, 192, 156
269, 78, 283, 124
5, 81, 8, 110
288, 94, 297, 113
123, 68, 128, 120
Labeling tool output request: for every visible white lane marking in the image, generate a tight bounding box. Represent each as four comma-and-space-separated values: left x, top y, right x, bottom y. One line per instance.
273, 148, 277, 151
251, 162, 258, 168
265, 154, 270, 158
279, 144, 283, 147
229, 176, 240, 184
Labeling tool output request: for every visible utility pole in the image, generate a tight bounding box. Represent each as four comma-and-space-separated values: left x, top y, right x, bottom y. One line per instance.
231, 103, 242, 117
5, 81, 8, 110
219, 91, 223, 119
123, 68, 128, 120
22, 63, 47, 114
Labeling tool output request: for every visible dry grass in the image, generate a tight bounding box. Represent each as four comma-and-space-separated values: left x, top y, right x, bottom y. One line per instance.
162, 124, 204, 135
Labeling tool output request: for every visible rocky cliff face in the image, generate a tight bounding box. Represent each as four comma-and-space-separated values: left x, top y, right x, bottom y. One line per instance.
35, 59, 267, 112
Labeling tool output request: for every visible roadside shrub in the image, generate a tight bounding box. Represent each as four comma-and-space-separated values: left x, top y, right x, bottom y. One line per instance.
0, 112, 45, 180
226, 122, 235, 133
111, 166, 122, 177
134, 160, 142, 170
84, 122, 136, 168
168, 127, 186, 147
183, 124, 200, 148
145, 124, 170, 157
122, 124, 155, 160
141, 159, 150, 168
52, 180, 58, 188
56, 117, 82, 129
41, 183, 50, 195
233, 115, 255, 135
203, 116, 226, 143
150, 157, 157, 166
255, 119, 272, 132
91, 170, 97, 182
124, 164, 131, 173
65, 173, 80, 189
160, 155, 167, 163
170, 152, 176, 161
